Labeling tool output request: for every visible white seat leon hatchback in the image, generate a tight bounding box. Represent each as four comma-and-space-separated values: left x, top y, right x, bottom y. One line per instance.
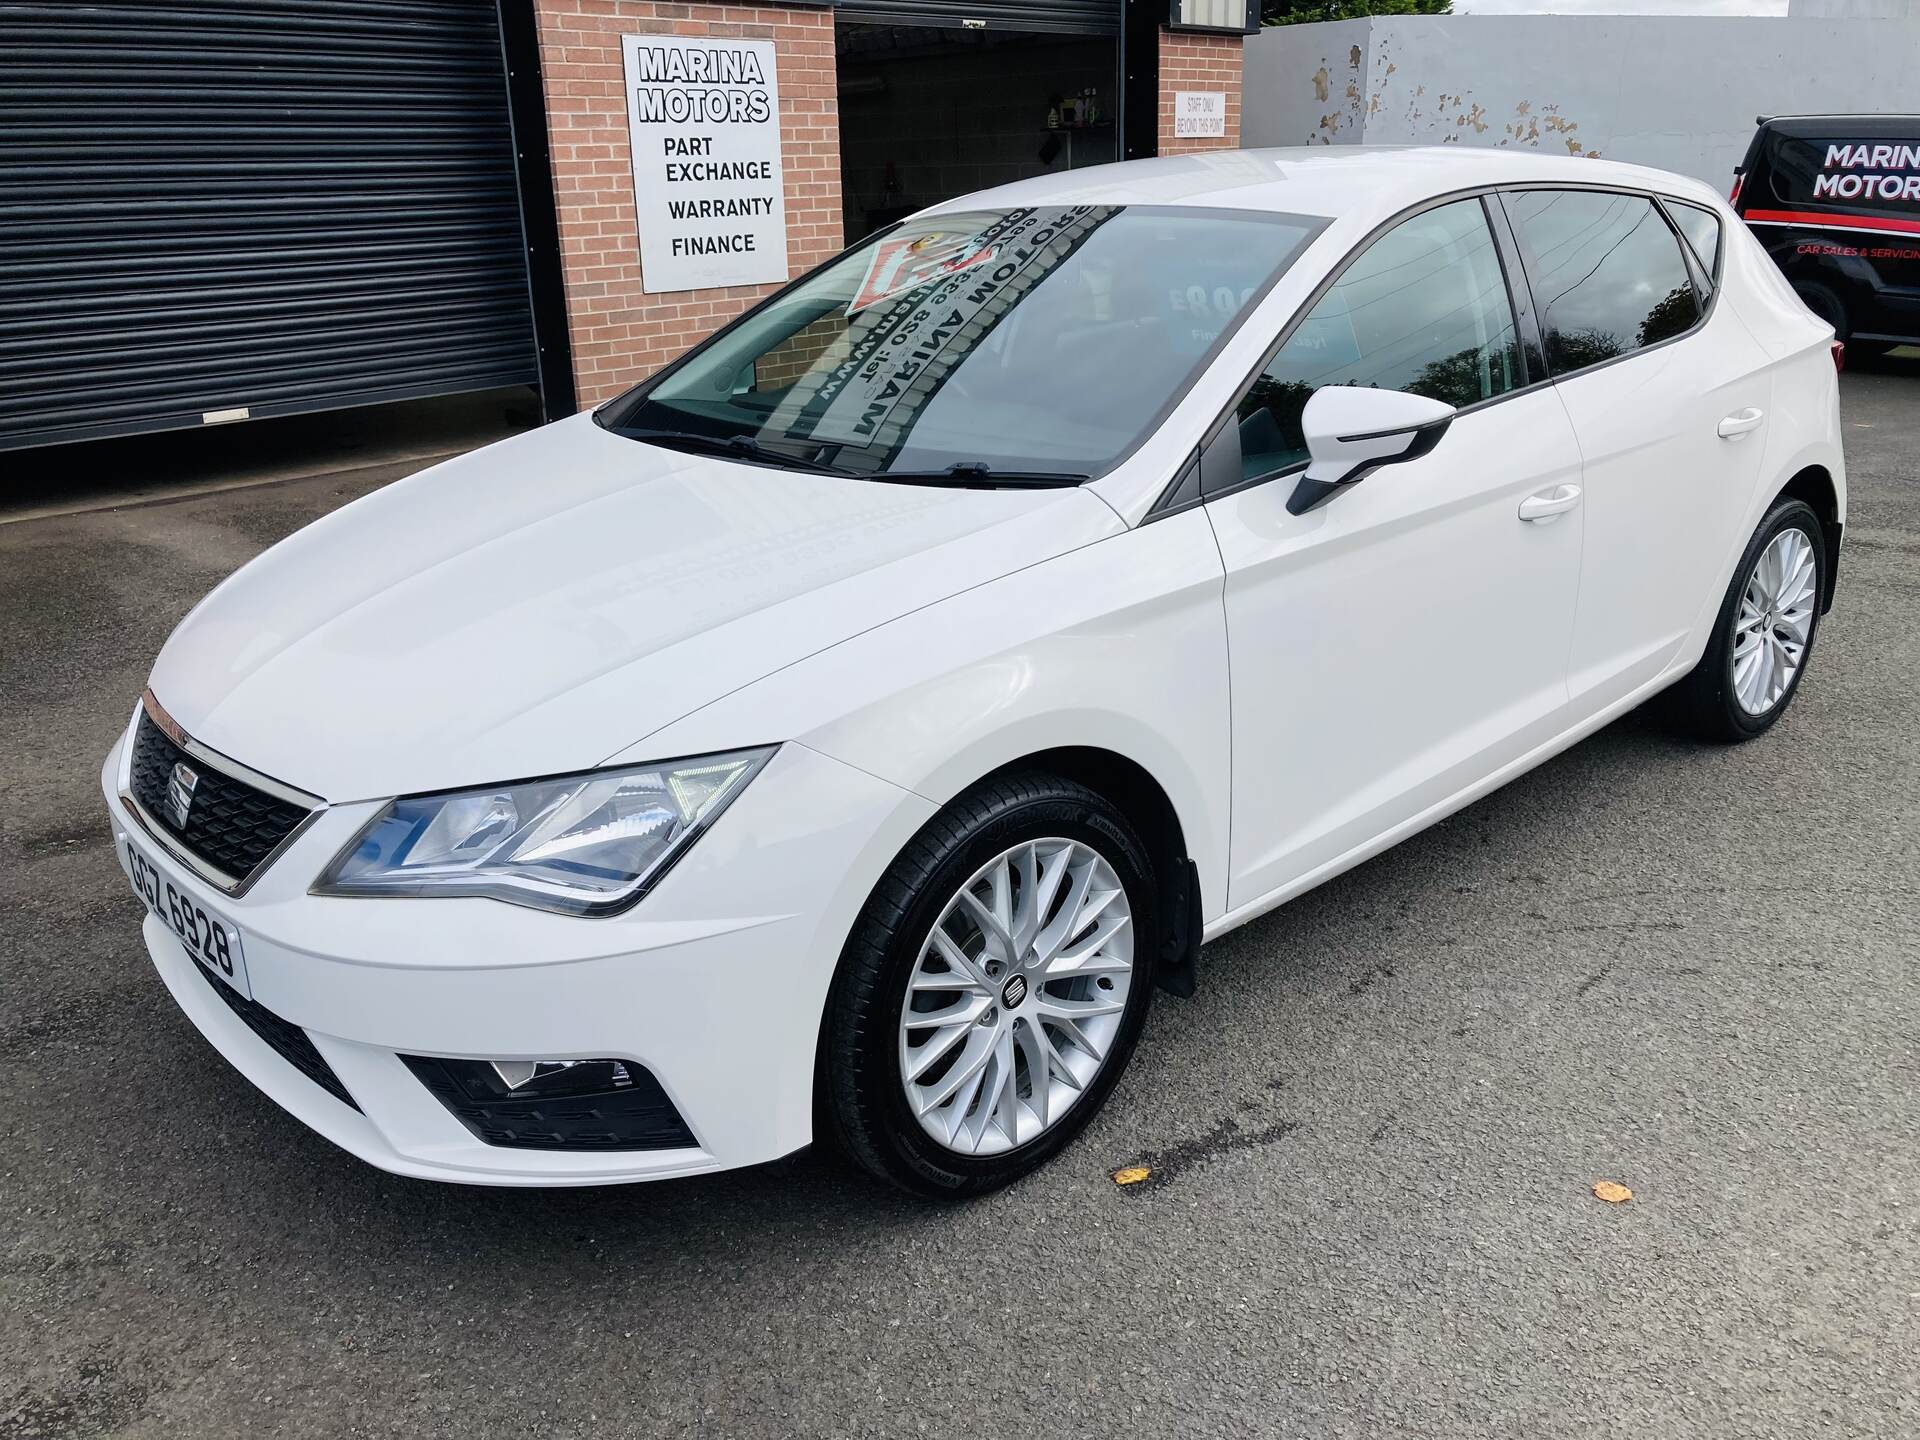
105, 148, 1844, 1196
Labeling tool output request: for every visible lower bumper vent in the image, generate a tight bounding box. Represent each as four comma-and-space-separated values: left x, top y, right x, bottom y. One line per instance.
189, 959, 360, 1112
400, 1055, 695, 1152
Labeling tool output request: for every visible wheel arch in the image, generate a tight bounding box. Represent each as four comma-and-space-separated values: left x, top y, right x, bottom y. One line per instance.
809, 745, 1205, 1176
964, 745, 1200, 993
1776, 463, 1842, 612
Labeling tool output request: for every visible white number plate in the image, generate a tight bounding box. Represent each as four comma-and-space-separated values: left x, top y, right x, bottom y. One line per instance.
124, 837, 251, 999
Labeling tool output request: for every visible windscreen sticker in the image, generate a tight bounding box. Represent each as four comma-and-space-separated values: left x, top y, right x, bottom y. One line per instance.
848, 232, 1002, 315
1164, 279, 1261, 358
768, 205, 1118, 468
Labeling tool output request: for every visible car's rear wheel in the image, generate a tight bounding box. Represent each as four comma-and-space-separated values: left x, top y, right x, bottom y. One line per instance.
821, 772, 1158, 1198
1664, 497, 1825, 742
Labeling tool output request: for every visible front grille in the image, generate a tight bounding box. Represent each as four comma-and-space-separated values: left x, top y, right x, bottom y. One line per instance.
188, 958, 360, 1112
129, 711, 311, 885
400, 1055, 695, 1152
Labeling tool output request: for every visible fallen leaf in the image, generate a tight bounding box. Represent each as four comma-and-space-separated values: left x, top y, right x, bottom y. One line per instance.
1592, 1180, 1633, 1204
1112, 1166, 1152, 1187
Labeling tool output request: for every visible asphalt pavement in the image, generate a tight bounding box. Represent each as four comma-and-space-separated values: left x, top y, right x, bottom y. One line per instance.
2, 365, 1915, 1438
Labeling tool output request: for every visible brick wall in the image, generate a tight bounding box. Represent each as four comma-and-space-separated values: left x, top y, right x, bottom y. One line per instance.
1157, 30, 1244, 155
534, 1, 842, 407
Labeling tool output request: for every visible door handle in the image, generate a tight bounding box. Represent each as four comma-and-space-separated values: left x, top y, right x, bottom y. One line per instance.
1518, 484, 1582, 523
1717, 407, 1766, 439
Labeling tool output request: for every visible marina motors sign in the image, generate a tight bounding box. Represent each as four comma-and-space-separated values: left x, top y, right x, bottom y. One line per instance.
622, 36, 788, 292
1814, 142, 1920, 204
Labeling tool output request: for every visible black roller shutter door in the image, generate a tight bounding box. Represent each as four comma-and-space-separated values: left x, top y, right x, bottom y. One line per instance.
0, 0, 539, 453
834, 1, 1120, 34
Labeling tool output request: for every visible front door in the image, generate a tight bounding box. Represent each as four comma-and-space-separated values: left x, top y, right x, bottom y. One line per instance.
1204, 196, 1586, 913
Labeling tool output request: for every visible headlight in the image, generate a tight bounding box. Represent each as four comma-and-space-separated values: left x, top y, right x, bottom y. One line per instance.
313, 747, 775, 915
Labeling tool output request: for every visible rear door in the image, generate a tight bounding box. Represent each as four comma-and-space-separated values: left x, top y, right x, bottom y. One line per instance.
1204, 196, 1586, 911
1502, 188, 1773, 712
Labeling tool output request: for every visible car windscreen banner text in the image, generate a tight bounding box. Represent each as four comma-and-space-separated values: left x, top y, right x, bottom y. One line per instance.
769, 206, 1117, 470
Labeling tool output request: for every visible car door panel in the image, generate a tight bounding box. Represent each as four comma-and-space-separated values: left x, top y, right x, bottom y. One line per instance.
1202, 195, 1585, 915
1208, 394, 1583, 910
1553, 334, 1773, 706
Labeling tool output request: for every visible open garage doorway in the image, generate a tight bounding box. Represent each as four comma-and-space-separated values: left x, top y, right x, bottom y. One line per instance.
836, 22, 1122, 244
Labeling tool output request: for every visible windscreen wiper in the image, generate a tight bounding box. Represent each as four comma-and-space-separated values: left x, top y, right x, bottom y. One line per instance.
869, 462, 1089, 490
618, 427, 854, 476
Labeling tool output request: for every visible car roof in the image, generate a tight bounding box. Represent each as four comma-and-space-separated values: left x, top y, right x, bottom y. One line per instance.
917, 145, 1725, 225
1758, 114, 1920, 139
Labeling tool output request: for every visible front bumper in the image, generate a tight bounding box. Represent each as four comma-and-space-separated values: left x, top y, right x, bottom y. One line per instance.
102, 722, 935, 1186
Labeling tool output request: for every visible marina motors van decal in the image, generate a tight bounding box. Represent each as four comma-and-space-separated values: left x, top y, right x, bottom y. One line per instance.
1747, 141, 1920, 244
764, 206, 1117, 472
1811, 142, 1920, 206
623, 35, 788, 292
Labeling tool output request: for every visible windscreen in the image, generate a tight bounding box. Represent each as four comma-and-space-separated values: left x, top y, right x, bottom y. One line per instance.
599, 204, 1322, 481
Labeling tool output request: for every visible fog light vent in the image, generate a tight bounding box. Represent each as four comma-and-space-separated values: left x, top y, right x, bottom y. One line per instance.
400, 1055, 695, 1152
488, 1058, 632, 1095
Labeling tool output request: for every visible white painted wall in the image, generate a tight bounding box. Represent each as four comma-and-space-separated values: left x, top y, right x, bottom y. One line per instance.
1790, 0, 1917, 17
1244, 16, 1920, 190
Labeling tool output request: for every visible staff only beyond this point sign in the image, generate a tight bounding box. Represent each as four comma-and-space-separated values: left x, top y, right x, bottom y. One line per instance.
1173, 91, 1226, 140
622, 35, 789, 293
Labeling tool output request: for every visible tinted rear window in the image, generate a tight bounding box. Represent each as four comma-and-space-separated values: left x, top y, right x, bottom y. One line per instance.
1668, 202, 1722, 281
1506, 190, 1701, 375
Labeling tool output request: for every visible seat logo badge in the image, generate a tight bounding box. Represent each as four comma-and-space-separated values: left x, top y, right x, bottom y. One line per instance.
165, 761, 200, 829
1001, 974, 1028, 1009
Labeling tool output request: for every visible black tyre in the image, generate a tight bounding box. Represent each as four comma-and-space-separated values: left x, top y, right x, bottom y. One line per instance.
821, 771, 1159, 1198
1664, 497, 1825, 742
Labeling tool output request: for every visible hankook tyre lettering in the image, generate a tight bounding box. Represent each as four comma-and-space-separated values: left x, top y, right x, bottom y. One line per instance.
103, 148, 1844, 1196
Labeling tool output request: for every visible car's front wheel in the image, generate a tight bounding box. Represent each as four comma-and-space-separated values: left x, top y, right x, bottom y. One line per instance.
1665, 496, 1826, 741
821, 772, 1159, 1198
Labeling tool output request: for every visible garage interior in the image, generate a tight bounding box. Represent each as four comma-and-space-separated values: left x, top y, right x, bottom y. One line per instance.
836, 22, 1122, 243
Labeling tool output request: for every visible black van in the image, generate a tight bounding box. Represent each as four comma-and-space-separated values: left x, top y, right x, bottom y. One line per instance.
1733, 114, 1920, 354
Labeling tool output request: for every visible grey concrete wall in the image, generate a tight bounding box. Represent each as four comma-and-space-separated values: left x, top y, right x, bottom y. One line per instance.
1244, 16, 1920, 189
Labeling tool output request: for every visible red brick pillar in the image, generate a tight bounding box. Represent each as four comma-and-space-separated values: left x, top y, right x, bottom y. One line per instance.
533, 2, 843, 407
1158, 30, 1244, 156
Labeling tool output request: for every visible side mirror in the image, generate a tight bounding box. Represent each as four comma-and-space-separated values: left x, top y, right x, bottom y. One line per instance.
1286, 386, 1456, 516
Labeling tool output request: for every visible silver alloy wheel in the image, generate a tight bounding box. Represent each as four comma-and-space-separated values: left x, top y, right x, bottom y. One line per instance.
898, 837, 1135, 1156
1733, 526, 1818, 716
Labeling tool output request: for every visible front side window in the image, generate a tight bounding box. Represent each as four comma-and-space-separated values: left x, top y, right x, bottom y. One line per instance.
1233, 197, 1523, 480
1505, 190, 1701, 376
598, 205, 1322, 482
